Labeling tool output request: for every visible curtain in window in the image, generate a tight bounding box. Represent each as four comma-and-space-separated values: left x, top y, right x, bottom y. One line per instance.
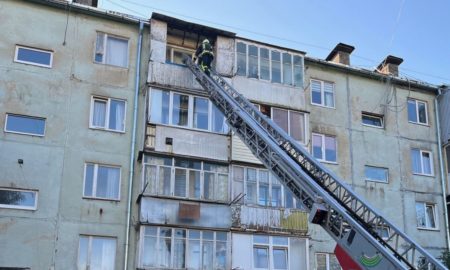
273, 248, 288, 269
84, 164, 95, 197
149, 89, 170, 124
93, 100, 106, 127
272, 108, 288, 133
106, 36, 128, 67
425, 205, 436, 228
187, 239, 201, 269
253, 247, 269, 268
204, 172, 215, 200
174, 169, 187, 197
109, 100, 125, 131
202, 241, 214, 270
144, 165, 157, 194
411, 149, 421, 173
78, 237, 89, 269
142, 235, 157, 267
312, 135, 323, 159
282, 53, 292, 85
422, 152, 432, 174
189, 171, 201, 199
216, 174, 228, 201
173, 238, 186, 268
407, 100, 417, 122
159, 167, 171, 196
324, 82, 334, 107
100, 238, 116, 270
415, 203, 426, 227
246, 169, 257, 204
95, 33, 105, 62
289, 111, 305, 142
311, 80, 322, 105
215, 241, 227, 270
96, 166, 119, 199
211, 105, 228, 134
233, 166, 244, 201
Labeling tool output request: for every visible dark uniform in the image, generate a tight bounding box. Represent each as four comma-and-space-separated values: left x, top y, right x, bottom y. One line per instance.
194, 39, 214, 75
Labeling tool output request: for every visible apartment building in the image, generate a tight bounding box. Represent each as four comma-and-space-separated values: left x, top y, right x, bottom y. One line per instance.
0, 0, 148, 269
1, 1, 447, 270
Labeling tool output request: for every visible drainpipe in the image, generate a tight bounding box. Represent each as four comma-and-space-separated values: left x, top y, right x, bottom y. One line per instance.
124, 20, 144, 270
434, 86, 450, 250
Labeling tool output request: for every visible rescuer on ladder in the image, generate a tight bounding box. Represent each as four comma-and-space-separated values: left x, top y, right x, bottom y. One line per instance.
193, 38, 214, 75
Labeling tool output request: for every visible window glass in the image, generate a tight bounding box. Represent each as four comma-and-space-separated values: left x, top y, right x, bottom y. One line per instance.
78, 236, 116, 270
202, 240, 214, 269
189, 170, 201, 199
204, 172, 215, 200
233, 166, 244, 200
325, 136, 337, 162
211, 104, 229, 133
316, 253, 327, 270
159, 167, 171, 196
418, 102, 427, 124
411, 149, 421, 174
254, 235, 270, 244
92, 99, 107, 127
108, 99, 125, 131
329, 254, 342, 270
259, 170, 269, 206
84, 164, 120, 200
0, 189, 37, 210
284, 189, 294, 208
271, 177, 282, 207
422, 151, 432, 175
236, 42, 247, 76
193, 97, 209, 130
260, 48, 270, 80
175, 158, 201, 170
324, 82, 335, 107
215, 240, 227, 270
272, 236, 288, 245
248, 45, 259, 78
172, 93, 189, 127
174, 168, 187, 197
407, 99, 417, 123
150, 89, 170, 124
289, 111, 305, 142
15, 46, 52, 67
426, 204, 436, 228
271, 51, 281, 83
273, 248, 288, 269
362, 113, 383, 127
312, 134, 324, 160
5, 114, 45, 136
104, 35, 128, 67
246, 168, 258, 204
293, 55, 303, 87
254, 247, 269, 268
364, 166, 388, 183
282, 53, 292, 85
411, 149, 433, 175
272, 108, 288, 133
311, 80, 322, 105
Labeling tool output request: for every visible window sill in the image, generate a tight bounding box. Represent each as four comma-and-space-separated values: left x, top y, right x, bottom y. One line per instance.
4, 130, 45, 137
408, 121, 429, 127
82, 196, 120, 202
365, 179, 389, 184
93, 61, 129, 70
0, 205, 37, 211
89, 126, 126, 134
310, 102, 336, 109
317, 160, 338, 165
412, 173, 435, 178
362, 124, 384, 129
14, 59, 52, 69
417, 227, 440, 232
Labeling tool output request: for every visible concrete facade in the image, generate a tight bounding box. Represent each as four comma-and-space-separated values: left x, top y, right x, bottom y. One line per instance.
1, 1, 447, 270
0, 0, 148, 269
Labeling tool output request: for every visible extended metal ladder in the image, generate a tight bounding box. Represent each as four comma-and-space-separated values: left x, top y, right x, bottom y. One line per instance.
184, 58, 446, 270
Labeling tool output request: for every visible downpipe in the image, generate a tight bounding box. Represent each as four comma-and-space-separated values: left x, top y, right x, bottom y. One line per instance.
434, 87, 450, 250
124, 20, 144, 270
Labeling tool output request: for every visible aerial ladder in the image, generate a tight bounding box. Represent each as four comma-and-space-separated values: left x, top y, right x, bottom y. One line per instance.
184, 57, 447, 270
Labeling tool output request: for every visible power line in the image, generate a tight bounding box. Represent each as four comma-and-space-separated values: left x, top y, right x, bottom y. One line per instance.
104, 0, 450, 84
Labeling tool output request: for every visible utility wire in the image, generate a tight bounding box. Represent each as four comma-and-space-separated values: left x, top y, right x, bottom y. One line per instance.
104, 0, 450, 84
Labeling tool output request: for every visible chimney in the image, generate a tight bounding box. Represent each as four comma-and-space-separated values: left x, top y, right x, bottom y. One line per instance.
72, 0, 98, 7
377, 55, 403, 76
326, 43, 355, 65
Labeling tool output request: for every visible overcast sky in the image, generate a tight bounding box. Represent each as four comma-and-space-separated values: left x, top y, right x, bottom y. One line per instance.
100, 0, 450, 86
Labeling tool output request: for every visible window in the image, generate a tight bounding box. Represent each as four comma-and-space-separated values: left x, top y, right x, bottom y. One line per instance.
312, 133, 337, 163
253, 235, 288, 270
316, 253, 342, 270
407, 99, 428, 125
14, 45, 53, 68
364, 166, 388, 183
254, 104, 307, 144
166, 45, 194, 65
90, 97, 126, 132
94, 32, 129, 68
140, 226, 228, 270
415, 202, 437, 229
311, 79, 335, 108
0, 188, 37, 210
411, 149, 433, 176
5, 113, 46, 136
235, 41, 303, 87
84, 163, 121, 200
143, 156, 229, 201
362, 112, 384, 128
232, 165, 302, 208
149, 89, 229, 134
78, 236, 116, 270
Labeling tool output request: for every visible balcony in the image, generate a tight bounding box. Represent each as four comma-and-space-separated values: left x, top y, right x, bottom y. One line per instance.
231, 204, 308, 235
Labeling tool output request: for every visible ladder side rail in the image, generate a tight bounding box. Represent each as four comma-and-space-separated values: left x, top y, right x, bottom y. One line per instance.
185, 60, 415, 270
207, 68, 445, 269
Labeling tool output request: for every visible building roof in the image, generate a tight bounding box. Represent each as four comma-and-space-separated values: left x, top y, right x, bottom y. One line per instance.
151, 12, 235, 38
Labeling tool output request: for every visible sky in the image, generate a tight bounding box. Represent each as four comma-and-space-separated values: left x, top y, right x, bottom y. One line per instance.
100, 0, 450, 86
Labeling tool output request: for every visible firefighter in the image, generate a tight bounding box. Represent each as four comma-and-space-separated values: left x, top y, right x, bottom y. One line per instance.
193, 38, 214, 75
